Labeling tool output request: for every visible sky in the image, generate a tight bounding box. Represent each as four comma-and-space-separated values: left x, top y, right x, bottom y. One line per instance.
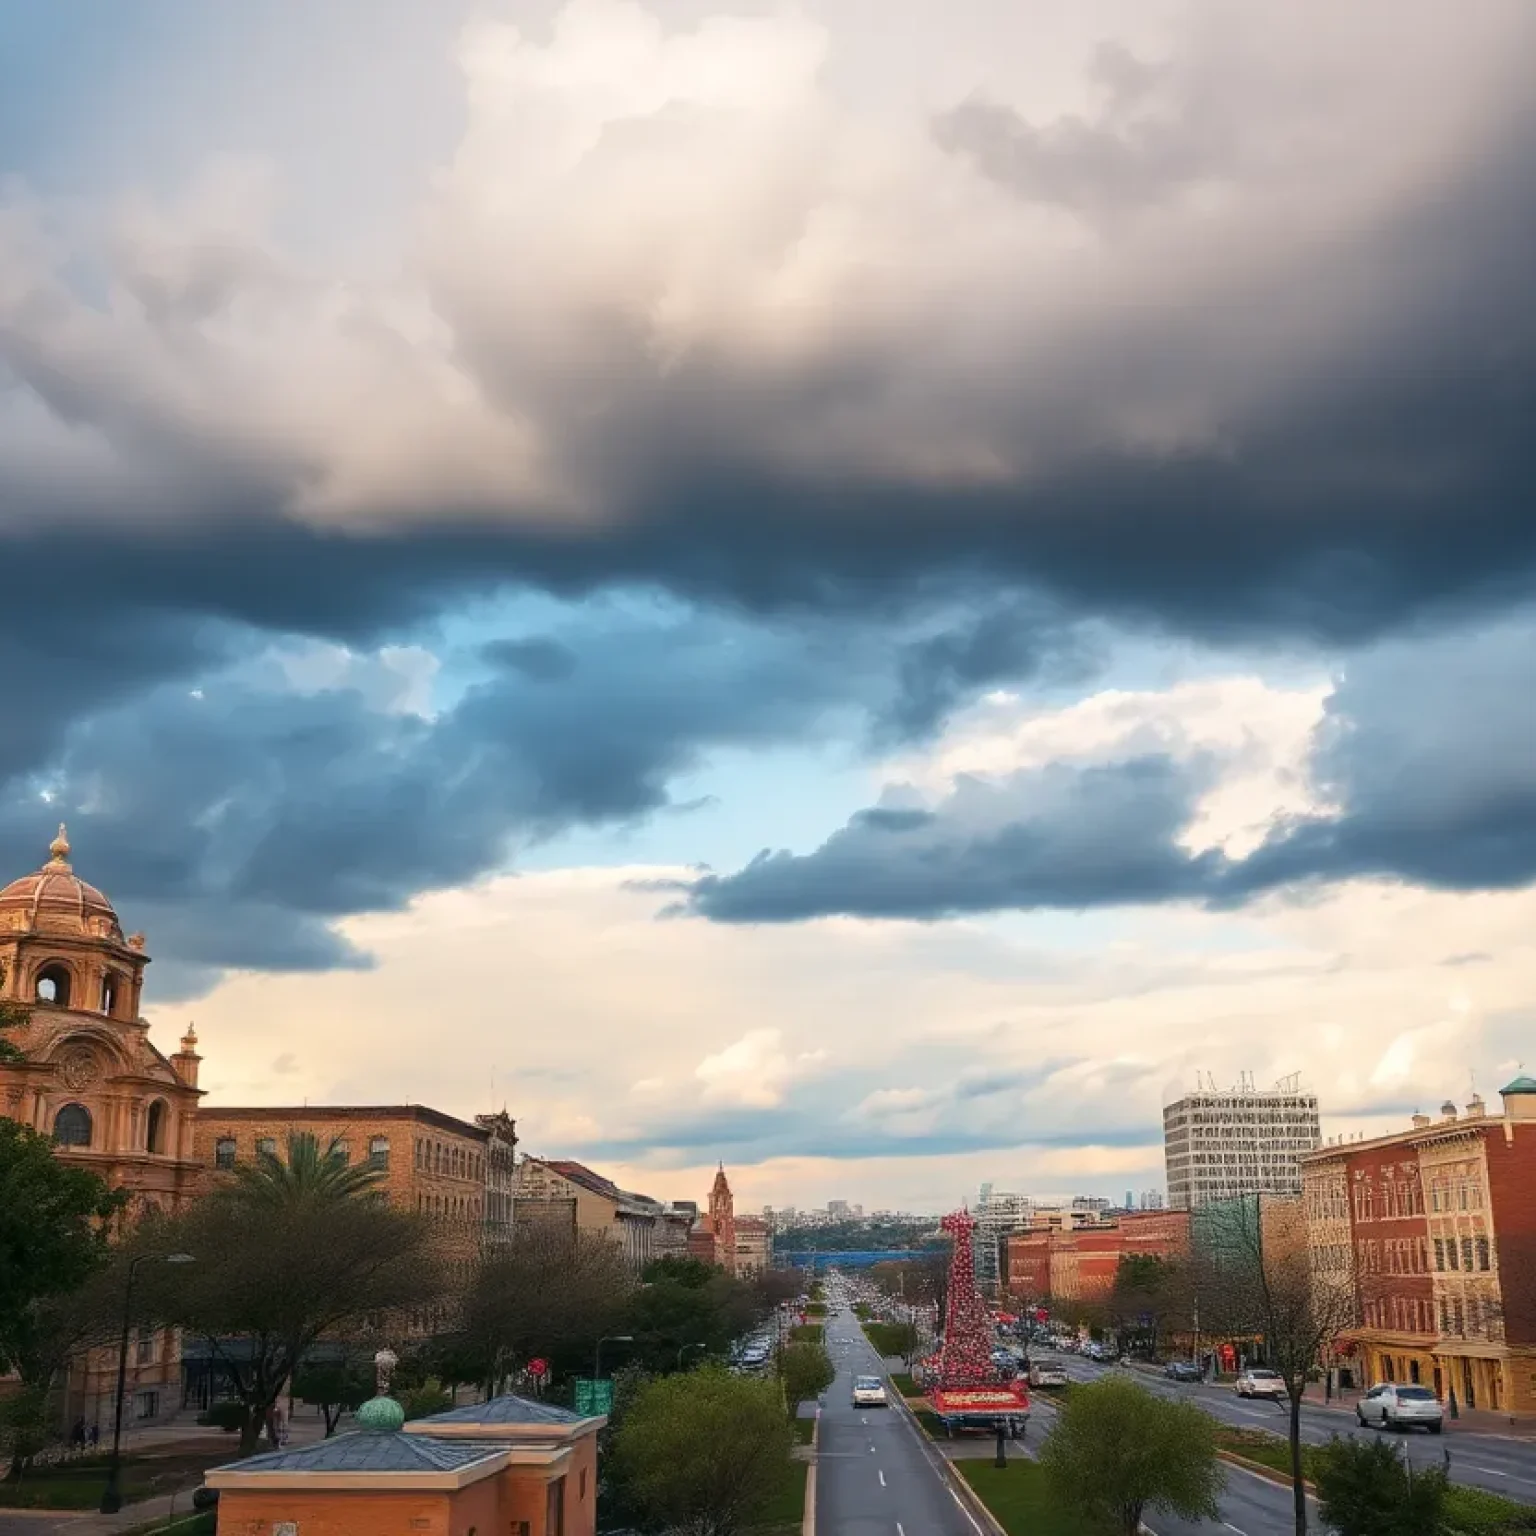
2, 0, 1534, 1214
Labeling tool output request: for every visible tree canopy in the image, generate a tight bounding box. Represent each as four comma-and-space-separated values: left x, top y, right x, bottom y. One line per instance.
148, 1132, 442, 1453
0, 1119, 121, 1376
616, 1364, 794, 1536
1040, 1374, 1222, 1536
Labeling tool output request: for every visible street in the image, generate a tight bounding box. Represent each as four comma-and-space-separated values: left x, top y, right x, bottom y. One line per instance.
1057, 1357, 1536, 1503
818, 1305, 980, 1536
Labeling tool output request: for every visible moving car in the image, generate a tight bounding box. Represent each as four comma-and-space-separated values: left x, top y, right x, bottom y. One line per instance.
1029, 1357, 1069, 1389
1356, 1384, 1444, 1433
1165, 1361, 1202, 1383
852, 1375, 888, 1408
1235, 1368, 1287, 1400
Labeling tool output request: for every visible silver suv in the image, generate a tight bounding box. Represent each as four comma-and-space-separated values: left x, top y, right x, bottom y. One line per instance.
1356, 1384, 1444, 1434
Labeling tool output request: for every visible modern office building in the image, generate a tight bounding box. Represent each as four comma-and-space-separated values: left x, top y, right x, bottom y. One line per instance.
1163, 1081, 1320, 1210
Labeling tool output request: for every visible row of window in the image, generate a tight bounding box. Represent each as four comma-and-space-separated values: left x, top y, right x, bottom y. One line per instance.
1365, 1294, 1501, 1339
413, 1137, 482, 1181
30, 961, 132, 1017
416, 1192, 483, 1219
212, 1135, 390, 1171
1436, 1234, 1492, 1273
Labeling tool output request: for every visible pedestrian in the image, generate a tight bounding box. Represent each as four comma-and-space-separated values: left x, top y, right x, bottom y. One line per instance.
71, 1417, 86, 1451
88, 1422, 100, 1449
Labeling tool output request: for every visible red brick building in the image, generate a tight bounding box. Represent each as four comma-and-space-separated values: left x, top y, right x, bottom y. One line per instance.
1006, 1211, 1191, 1305
1301, 1080, 1536, 1412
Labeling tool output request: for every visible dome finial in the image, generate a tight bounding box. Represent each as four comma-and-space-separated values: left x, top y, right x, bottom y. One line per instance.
49, 823, 71, 866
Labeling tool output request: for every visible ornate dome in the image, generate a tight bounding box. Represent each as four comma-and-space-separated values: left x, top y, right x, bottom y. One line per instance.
0, 825, 125, 942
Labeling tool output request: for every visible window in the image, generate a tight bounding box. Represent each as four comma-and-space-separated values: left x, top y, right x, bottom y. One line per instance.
333, 1139, 350, 1165
369, 1136, 389, 1171
1462, 1237, 1474, 1272
100, 973, 119, 1016
35, 964, 72, 1007
146, 1100, 167, 1155
1448, 1239, 1459, 1271
53, 1103, 92, 1147
256, 1137, 277, 1158
135, 1332, 155, 1366
1453, 1299, 1465, 1336
1477, 1237, 1491, 1271
215, 1137, 237, 1170
1439, 1298, 1451, 1332
546, 1475, 566, 1536
1434, 1238, 1446, 1271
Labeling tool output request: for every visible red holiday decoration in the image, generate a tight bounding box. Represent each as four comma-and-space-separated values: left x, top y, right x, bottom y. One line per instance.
927, 1208, 1029, 1422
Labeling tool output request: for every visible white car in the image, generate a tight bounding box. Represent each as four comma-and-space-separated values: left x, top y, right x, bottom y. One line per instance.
1029, 1358, 1069, 1389
852, 1375, 888, 1408
1356, 1384, 1444, 1434
1235, 1369, 1287, 1400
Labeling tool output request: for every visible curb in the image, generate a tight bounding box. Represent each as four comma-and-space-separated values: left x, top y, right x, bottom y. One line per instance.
1216, 1448, 1313, 1494
801, 1407, 818, 1536
948, 1462, 1011, 1536
883, 1368, 1008, 1536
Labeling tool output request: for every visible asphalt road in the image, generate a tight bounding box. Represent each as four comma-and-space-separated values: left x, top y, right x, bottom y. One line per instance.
818, 1306, 981, 1536
1056, 1357, 1536, 1503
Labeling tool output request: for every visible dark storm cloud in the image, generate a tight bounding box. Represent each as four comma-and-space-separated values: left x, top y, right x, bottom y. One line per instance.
688, 620, 1536, 923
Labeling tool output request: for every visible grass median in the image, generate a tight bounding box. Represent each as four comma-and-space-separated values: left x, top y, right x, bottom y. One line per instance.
958, 1460, 1111, 1536
788, 1322, 824, 1344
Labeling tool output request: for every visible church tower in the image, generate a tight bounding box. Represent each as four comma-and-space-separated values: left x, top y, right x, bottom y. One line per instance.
709, 1162, 737, 1277
0, 826, 203, 1216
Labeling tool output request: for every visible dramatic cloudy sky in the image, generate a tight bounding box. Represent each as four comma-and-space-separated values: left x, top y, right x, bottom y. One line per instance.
3, 0, 1534, 1212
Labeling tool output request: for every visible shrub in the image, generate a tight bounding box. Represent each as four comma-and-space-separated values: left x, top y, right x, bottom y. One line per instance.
1313, 1436, 1447, 1536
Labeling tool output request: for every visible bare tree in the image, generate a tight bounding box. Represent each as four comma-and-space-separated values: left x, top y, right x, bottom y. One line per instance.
446, 1223, 633, 1395
1195, 1197, 1356, 1536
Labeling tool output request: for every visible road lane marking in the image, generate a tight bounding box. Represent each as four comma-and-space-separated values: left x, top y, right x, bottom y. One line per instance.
1467, 1466, 1508, 1476
1223, 1524, 1248, 1535
950, 1489, 985, 1536
878, 1469, 887, 1487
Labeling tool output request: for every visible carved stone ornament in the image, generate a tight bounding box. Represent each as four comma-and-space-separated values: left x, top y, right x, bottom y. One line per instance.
56, 1046, 101, 1091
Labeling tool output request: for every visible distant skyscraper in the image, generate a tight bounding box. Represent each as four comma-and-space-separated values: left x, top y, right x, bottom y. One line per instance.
1125, 1189, 1135, 1211
827, 1199, 850, 1219
1163, 1084, 1320, 1210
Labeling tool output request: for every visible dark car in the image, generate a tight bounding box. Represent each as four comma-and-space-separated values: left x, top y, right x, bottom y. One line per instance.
1165, 1361, 1202, 1382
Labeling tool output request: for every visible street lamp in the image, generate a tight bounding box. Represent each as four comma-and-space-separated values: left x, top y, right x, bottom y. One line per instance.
100, 1253, 195, 1514
595, 1335, 634, 1381
678, 1342, 707, 1370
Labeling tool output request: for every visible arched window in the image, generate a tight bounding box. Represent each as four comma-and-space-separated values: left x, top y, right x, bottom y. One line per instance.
146, 1100, 167, 1155
369, 1136, 389, 1171
100, 972, 123, 1018
54, 1103, 92, 1147
35, 964, 72, 1008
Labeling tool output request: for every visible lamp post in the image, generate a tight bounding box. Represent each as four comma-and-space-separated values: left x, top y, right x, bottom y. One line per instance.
595, 1335, 634, 1382
100, 1253, 195, 1514
678, 1342, 707, 1370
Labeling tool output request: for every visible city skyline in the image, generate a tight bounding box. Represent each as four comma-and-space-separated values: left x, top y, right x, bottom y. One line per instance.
1, 1, 1533, 1211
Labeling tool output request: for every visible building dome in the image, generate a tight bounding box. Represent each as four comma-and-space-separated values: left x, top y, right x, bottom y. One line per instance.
355, 1395, 407, 1433
0, 826, 125, 943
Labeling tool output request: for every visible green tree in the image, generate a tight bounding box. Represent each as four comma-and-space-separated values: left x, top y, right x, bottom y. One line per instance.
445, 1223, 631, 1394
778, 1341, 834, 1414
228, 1131, 386, 1207
1109, 1254, 1191, 1357
0, 1119, 122, 1377
150, 1133, 443, 1455
616, 1364, 794, 1536
1313, 1435, 1448, 1536
292, 1355, 376, 1437
1040, 1375, 1222, 1536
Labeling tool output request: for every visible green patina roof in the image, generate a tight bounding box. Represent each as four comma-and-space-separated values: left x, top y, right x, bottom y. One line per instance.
1501, 1075, 1536, 1095
355, 1394, 407, 1433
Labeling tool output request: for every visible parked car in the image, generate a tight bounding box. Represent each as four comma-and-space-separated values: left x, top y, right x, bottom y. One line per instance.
1165, 1361, 1202, 1382
1235, 1368, 1287, 1400
852, 1375, 888, 1408
1356, 1384, 1444, 1433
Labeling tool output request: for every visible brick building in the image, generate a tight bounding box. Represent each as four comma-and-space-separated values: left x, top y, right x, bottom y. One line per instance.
1300, 1082, 1536, 1412
512, 1156, 684, 1272
192, 1104, 518, 1265
733, 1215, 771, 1278
0, 826, 202, 1427
1006, 1211, 1191, 1304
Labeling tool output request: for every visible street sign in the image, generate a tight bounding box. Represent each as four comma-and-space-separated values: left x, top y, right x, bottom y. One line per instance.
527, 1358, 550, 1381
574, 1378, 615, 1416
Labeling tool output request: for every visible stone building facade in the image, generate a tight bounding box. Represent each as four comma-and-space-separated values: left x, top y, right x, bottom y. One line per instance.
0, 826, 203, 1426
512, 1156, 677, 1272
1301, 1083, 1536, 1412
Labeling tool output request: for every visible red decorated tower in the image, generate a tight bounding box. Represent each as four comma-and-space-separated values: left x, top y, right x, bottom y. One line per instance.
927, 1208, 1029, 1424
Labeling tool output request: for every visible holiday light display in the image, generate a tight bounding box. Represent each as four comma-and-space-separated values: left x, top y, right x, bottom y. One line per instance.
927, 1207, 1029, 1423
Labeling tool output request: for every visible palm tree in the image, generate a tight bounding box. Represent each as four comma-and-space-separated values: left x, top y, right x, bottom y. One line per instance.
224, 1132, 386, 1209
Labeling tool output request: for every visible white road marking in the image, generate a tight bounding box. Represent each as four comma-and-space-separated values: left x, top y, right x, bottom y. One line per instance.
1467, 1466, 1508, 1476
1223, 1523, 1249, 1535
896, 1525, 906, 1536
878, 1469, 887, 1487
950, 1489, 985, 1536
